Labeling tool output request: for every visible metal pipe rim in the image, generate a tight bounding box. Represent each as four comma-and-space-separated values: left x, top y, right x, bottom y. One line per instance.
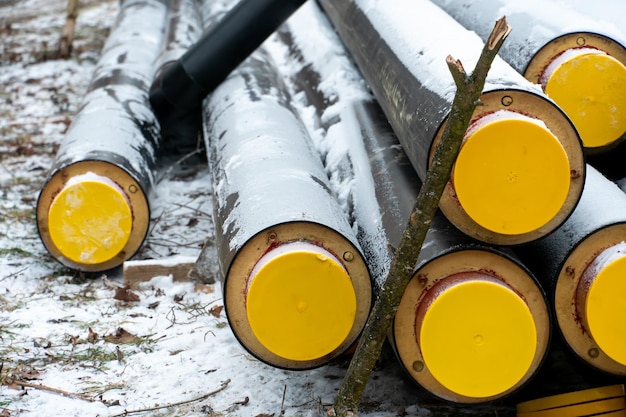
525, 32, 626, 154
36, 160, 150, 272
223, 221, 371, 370
432, 89, 585, 246
394, 249, 550, 403
555, 222, 626, 375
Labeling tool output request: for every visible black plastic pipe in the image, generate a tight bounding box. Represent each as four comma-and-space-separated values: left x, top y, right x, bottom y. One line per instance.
150, 0, 307, 150
151, 0, 203, 153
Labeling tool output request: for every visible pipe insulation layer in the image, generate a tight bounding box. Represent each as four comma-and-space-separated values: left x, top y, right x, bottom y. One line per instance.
318, 0, 585, 246
202, 44, 371, 370
36, 0, 168, 272
430, 0, 626, 154
149, 0, 307, 150
278, 2, 550, 403
516, 165, 626, 376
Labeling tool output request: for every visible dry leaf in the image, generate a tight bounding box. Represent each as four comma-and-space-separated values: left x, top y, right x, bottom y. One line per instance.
113, 286, 140, 302
104, 327, 141, 344
87, 327, 98, 344
209, 305, 224, 318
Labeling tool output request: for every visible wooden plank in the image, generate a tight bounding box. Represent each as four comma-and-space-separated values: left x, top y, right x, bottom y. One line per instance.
123, 256, 197, 288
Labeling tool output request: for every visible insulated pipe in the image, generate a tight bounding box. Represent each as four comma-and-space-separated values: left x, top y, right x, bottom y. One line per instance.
429, 0, 626, 155
516, 165, 626, 377
150, 0, 307, 150
358, 102, 550, 404
318, 0, 585, 246
202, 45, 371, 370
278, 3, 549, 403
36, 0, 167, 272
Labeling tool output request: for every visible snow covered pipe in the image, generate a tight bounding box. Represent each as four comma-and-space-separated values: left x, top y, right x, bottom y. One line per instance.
515, 165, 626, 377
429, 0, 626, 155
202, 46, 372, 370
150, 0, 204, 153
149, 0, 307, 150
278, 4, 549, 402
318, 0, 585, 246
356, 102, 550, 404
36, 0, 167, 272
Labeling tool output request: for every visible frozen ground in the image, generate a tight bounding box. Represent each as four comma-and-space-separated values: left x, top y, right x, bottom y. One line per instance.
0, 0, 556, 416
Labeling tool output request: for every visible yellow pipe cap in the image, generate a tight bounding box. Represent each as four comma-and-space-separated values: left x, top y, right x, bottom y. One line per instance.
454, 110, 570, 235
517, 384, 625, 413
48, 173, 133, 265
586, 255, 626, 365
419, 279, 537, 398
543, 48, 626, 149
517, 397, 626, 417
246, 241, 357, 362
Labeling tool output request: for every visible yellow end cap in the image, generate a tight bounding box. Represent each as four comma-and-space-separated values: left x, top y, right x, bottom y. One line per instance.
420, 280, 537, 398
586, 256, 626, 365
545, 51, 626, 149
48, 175, 133, 265
246, 244, 356, 362
454, 112, 570, 235
517, 384, 626, 413
517, 397, 626, 417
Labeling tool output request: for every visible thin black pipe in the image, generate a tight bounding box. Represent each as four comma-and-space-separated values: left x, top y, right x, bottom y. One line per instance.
150, 0, 307, 150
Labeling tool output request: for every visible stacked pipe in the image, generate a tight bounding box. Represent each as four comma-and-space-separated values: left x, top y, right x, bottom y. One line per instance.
356, 101, 551, 404
317, 0, 585, 247
420, 0, 626, 383
36, 0, 169, 272
516, 165, 626, 377
199, 3, 371, 369
429, 0, 626, 157
278, 2, 550, 404
34, 0, 626, 409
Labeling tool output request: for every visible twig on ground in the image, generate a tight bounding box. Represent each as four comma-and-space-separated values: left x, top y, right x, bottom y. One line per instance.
6, 379, 96, 403
109, 378, 231, 417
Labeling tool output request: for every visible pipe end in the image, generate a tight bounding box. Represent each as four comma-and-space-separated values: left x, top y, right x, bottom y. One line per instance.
48, 173, 133, 265
246, 241, 357, 362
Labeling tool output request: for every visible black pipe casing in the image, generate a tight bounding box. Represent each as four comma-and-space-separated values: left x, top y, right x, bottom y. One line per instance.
150, 0, 307, 150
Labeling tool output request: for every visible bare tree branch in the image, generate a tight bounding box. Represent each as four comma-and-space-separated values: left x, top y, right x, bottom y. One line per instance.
329, 16, 511, 417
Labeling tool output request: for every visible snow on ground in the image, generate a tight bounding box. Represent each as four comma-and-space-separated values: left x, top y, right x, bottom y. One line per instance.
0, 1, 519, 416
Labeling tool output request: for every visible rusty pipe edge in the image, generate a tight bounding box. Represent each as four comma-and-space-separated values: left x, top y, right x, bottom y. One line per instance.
36, 0, 168, 272
202, 44, 371, 370
318, 0, 585, 246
